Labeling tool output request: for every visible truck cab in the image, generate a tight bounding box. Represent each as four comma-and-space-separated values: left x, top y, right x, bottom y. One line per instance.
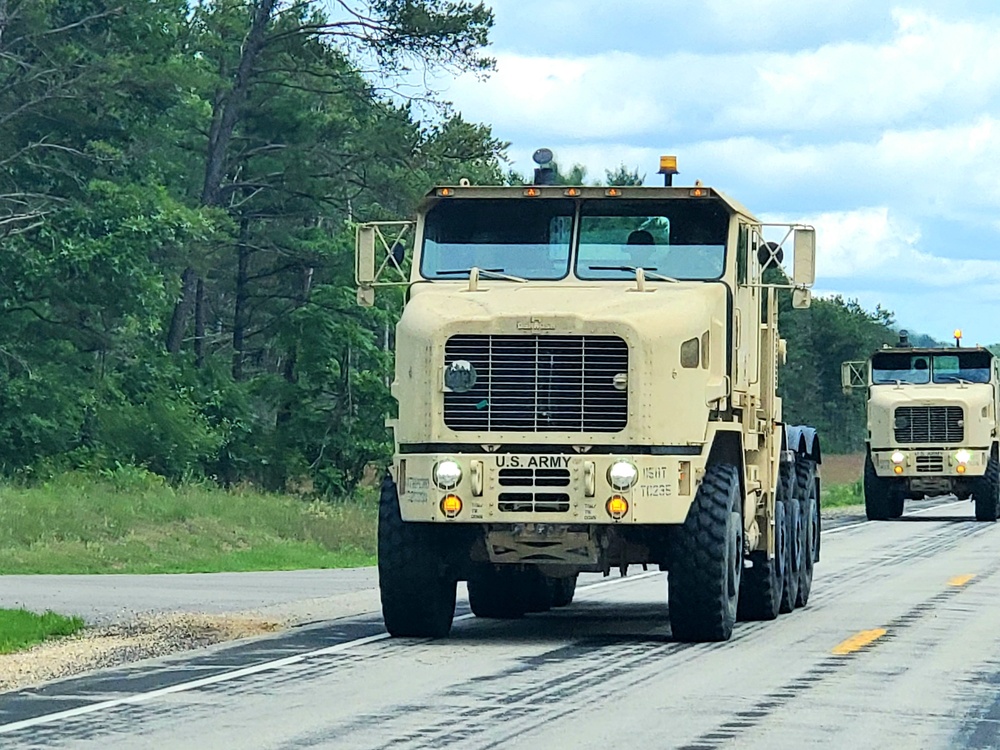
358, 155, 823, 642
844, 332, 1000, 520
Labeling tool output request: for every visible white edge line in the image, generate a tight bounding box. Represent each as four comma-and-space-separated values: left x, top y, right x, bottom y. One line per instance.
0, 496, 971, 735
0, 631, 396, 735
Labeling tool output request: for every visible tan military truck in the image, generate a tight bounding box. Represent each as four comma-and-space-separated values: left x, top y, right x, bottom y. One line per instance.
355, 153, 822, 643
843, 331, 1000, 521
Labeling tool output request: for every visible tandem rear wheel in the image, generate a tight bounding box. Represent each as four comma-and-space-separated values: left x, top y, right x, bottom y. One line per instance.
468, 567, 576, 618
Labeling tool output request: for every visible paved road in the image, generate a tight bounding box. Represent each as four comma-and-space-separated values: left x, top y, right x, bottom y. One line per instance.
4, 499, 1000, 749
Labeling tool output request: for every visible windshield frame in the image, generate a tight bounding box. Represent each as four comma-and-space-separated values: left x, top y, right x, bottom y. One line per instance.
417, 196, 731, 284
871, 350, 995, 385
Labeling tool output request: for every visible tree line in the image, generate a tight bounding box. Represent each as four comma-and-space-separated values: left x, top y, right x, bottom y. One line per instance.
0, 0, 924, 496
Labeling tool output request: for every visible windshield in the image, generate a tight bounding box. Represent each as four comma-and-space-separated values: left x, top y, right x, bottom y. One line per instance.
932, 352, 992, 383
420, 199, 574, 280
871, 353, 931, 384
871, 351, 994, 384
576, 199, 728, 280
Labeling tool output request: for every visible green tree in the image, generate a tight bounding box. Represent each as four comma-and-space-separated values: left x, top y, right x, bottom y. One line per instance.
605, 164, 645, 186
0, 0, 506, 493
778, 292, 897, 453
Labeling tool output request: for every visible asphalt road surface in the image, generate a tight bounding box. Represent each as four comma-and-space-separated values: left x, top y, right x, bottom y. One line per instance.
5, 498, 1000, 749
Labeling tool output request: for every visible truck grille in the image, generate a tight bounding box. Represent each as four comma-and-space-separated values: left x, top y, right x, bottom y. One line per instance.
497, 465, 572, 513
916, 455, 944, 473
894, 406, 963, 444
498, 492, 571, 513
498, 468, 571, 488
444, 335, 628, 433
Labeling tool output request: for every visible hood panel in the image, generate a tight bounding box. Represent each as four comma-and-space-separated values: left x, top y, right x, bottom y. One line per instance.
868, 384, 996, 447
394, 282, 730, 446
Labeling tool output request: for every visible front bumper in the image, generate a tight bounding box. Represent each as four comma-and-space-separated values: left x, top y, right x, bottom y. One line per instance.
395, 451, 706, 524
871, 448, 989, 478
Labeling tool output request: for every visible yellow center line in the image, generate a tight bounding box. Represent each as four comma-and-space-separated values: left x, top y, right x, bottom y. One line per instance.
949, 574, 976, 587
832, 628, 888, 655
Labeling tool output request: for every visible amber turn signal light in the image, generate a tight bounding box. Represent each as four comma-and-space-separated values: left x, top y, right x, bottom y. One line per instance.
440, 494, 463, 518
606, 495, 629, 520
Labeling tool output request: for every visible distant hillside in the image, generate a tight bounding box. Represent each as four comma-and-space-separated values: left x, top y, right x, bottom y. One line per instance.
899, 330, 942, 348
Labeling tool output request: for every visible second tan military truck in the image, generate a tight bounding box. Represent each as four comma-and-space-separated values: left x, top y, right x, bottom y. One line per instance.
357, 154, 822, 642
843, 332, 1000, 521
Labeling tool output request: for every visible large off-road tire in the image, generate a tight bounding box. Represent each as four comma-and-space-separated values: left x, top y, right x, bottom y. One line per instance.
737, 493, 786, 622
973, 454, 1000, 522
549, 574, 578, 608
378, 476, 457, 638
779, 480, 802, 614
864, 452, 904, 520
468, 566, 530, 619
668, 463, 743, 642
795, 459, 819, 608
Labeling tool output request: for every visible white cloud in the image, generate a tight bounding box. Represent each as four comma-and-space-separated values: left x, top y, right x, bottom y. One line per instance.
486, 0, 900, 56
451, 9, 1000, 143
765, 206, 1000, 287
775, 206, 1000, 343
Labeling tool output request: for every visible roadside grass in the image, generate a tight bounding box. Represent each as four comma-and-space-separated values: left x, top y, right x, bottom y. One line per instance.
0, 466, 868, 575
0, 471, 377, 574
0, 609, 85, 654
823, 480, 863, 509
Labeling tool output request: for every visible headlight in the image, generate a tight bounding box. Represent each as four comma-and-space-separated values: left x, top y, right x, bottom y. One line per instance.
608, 461, 638, 490
433, 460, 462, 490
956, 449, 971, 465
444, 360, 478, 393
891, 451, 905, 464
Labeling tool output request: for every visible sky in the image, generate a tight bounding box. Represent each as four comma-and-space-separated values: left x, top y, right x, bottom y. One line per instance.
435, 0, 1000, 345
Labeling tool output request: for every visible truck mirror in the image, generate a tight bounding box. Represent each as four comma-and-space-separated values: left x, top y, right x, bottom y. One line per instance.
793, 228, 816, 286
757, 241, 783, 270
841, 361, 867, 392
357, 225, 376, 285
391, 241, 406, 268
792, 288, 811, 309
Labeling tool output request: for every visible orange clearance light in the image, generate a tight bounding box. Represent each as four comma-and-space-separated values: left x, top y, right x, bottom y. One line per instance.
957, 465, 967, 474
564, 187, 582, 197
441, 494, 463, 518
690, 187, 710, 197
606, 495, 629, 520
893, 465, 904, 475
659, 155, 678, 173
523, 187, 541, 197
437, 188, 454, 197
605, 188, 622, 197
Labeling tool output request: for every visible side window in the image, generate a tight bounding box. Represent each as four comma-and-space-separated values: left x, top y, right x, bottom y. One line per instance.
737, 225, 748, 284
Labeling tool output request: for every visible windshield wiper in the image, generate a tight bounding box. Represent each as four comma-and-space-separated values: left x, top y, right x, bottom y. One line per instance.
588, 265, 680, 283
939, 376, 975, 385
436, 267, 527, 283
